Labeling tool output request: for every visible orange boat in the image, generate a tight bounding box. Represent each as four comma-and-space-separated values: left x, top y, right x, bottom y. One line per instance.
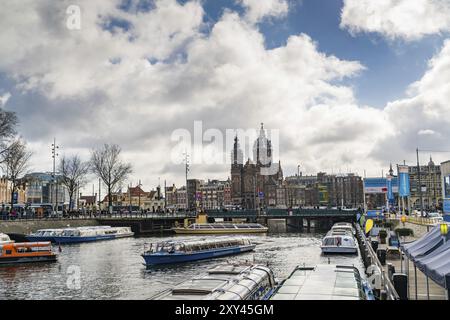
0, 242, 57, 265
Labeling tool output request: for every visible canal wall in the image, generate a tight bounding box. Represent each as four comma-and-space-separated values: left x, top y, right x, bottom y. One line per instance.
0, 219, 99, 235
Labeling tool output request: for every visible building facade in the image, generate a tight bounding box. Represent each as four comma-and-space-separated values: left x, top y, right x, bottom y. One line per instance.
231, 124, 284, 209
408, 157, 442, 210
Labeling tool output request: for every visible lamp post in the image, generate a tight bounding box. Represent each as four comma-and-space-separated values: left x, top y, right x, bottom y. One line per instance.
51, 138, 59, 216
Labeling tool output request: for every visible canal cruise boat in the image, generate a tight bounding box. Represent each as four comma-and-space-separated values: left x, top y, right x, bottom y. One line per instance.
0, 242, 57, 265
320, 230, 358, 254
151, 263, 276, 300
270, 264, 374, 300
172, 223, 268, 235
27, 226, 134, 244
142, 236, 256, 266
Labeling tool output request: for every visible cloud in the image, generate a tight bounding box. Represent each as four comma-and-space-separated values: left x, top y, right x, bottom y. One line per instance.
237, 0, 289, 23
2, 0, 447, 191
370, 39, 450, 163
0, 92, 11, 107
340, 0, 450, 41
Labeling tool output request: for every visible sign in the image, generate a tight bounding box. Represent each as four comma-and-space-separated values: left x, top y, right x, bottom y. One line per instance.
444, 199, 450, 214
364, 177, 398, 194
398, 165, 410, 197
386, 175, 394, 201
258, 191, 264, 199
444, 176, 450, 198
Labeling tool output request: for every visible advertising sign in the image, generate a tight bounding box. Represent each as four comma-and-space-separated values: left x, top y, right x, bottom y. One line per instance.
386, 175, 394, 201
364, 177, 398, 194
398, 165, 410, 197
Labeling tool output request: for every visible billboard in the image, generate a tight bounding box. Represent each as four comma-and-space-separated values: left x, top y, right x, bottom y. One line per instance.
364, 177, 398, 194
386, 175, 394, 201
398, 165, 410, 197
444, 175, 450, 198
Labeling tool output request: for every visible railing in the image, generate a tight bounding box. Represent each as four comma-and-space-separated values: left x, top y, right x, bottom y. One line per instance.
406, 216, 438, 226
355, 223, 400, 300
0, 211, 197, 221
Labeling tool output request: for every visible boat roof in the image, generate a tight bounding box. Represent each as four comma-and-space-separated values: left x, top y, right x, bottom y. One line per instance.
153, 264, 272, 300
148, 236, 252, 247
271, 264, 363, 300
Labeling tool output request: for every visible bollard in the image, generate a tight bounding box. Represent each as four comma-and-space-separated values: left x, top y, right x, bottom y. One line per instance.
377, 249, 387, 266
380, 290, 388, 300
392, 273, 408, 300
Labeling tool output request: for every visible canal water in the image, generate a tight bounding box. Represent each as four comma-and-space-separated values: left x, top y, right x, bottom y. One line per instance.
0, 233, 364, 300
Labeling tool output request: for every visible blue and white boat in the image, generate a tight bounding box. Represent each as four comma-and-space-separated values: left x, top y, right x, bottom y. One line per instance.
142, 236, 256, 266
27, 226, 134, 244
26, 229, 65, 242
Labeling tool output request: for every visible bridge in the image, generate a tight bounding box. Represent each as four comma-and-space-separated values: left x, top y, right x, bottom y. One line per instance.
1, 208, 358, 236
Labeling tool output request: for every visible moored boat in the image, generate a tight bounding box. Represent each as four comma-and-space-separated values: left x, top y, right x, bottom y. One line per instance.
142, 236, 256, 265
172, 223, 268, 235
0, 242, 57, 265
26, 229, 65, 242
27, 226, 134, 244
320, 231, 358, 254
53, 226, 134, 244
0, 233, 14, 244
151, 263, 276, 300
270, 264, 373, 300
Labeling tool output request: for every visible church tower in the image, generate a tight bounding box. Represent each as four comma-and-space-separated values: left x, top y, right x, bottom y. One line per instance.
253, 123, 272, 167
231, 135, 243, 205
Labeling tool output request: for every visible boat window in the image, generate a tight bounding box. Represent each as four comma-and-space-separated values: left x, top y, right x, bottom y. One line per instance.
324, 238, 335, 246
5, 250, 12, 255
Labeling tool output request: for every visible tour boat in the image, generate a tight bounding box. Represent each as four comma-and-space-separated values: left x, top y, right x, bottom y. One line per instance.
270, 264, 374, 300
172, 223, 268, 235
320, 230, 358, 254
27, 226, 133, 244
0, 242, 57, 265
331, 222, 356, 235
26, 229, 65, 242
151, 263, 276, 300
52, 226, 134, 244
0, 233, 14, 244
142, 236, 256, 266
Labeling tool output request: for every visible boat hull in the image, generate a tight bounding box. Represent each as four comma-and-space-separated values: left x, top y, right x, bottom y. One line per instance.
142, 244, 256, 265
0, 255, 57, 266
26, 236, 57, 243
172, 228, 268, 235
320, 246, 358, 254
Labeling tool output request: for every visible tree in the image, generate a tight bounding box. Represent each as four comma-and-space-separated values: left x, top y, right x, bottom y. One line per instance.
2, 139, 32, 211
59, 155, 90, 212
90, 144, 132, 213
0, 108, 18, 160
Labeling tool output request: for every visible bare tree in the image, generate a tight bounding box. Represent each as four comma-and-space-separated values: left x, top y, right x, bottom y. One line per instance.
0, 109, 18, 160
2, 139, 32, 211
59, 155, 90, 212
90, 144, 132, 213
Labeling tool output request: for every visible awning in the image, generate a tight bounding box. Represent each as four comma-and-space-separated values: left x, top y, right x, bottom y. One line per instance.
401, 225, 443, 262
402, 224, 450, 289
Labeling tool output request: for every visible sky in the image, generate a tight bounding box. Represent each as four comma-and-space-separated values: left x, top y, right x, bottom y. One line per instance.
0, 0, 450, 195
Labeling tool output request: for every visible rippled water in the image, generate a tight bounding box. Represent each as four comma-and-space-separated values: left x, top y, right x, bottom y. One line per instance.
0, 233, 364, 300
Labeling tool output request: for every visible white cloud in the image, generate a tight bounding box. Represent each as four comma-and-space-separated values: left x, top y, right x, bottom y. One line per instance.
0, 92, 11, 107
341, 0, 450, 41
3, 0, 448, 190
370, 39, 450, 163
238, 0, 289, 23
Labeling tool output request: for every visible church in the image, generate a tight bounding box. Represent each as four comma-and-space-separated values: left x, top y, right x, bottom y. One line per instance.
231, 124, 284, 209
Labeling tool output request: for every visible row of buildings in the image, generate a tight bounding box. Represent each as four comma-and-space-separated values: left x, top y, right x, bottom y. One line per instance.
1, 124, 447, 213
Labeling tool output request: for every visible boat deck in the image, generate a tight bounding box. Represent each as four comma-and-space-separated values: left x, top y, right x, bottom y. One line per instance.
271, 264, 364, 300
